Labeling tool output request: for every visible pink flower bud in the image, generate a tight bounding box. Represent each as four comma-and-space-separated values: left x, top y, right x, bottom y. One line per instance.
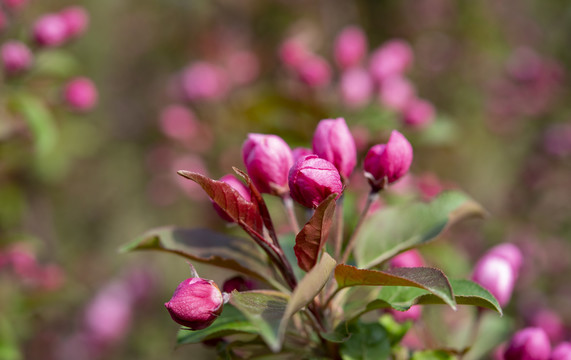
1, 41, 32, 74
292, 147, 313, 163
531, 310, 565, 344
164, 277, 223, 330
212, 174, 251, 222
378, 75, 416, 111
242, 133, 294, 196
472, 255, 515, 307
222, 276, 255, 293
487, 243, 523, 276
63, 77, 98, 111
159, 105, 199, 141
340, 67, 373, 108
288, 155, 343, 208
312, 117, 357, 181
33, 14, 67, 47
59, 6, 89, 39
364, 130, 413, 189
84, 282, 133, 344
296, 55, 332, 88
225, 50, 259, 86
504, 327, 551, 360
390, 249, 424, 268
369, 39, 414, 83
181, 61, 228, 101
279, 39, 311, 69
402, 98, 435, 128
2, 0, 26, 11
0, 10, 7, 33
389, 305, 422, 323
543, 123, 571, 157
550, 342, 571, 360
334, 26, 367, 69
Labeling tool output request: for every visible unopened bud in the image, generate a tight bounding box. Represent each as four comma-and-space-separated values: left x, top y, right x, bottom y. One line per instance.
1, 41, 32, 74
63, 77, 98, 111
364, 130, 413, 190
334, 26, 367, 69
242, 133, 293, 196
33, 14, 67, 47
312, 117, 357, 181
165, 277, 223, 330
288, 155, 343, 208
504, 327, 551, 360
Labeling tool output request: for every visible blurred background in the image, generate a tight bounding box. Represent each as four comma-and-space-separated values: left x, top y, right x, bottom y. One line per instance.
1, 0, 570, 359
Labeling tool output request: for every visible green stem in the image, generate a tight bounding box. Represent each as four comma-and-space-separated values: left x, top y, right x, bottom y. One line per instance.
333, 195, 344, 261
340, 191, 378, 264
283, 196, 300, 234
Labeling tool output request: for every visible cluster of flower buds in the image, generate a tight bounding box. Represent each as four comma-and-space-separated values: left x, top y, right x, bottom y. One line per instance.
236, 118, 413, 210
177, 49, 260, 102
1, 5, 98, 112
279, 26, 435, 129
0, 244, 64, 291
471, 243, 522, 307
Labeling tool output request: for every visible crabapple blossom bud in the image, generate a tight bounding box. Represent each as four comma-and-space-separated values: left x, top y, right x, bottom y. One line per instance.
297, 55, 331, 88
531, 310, 565, 344
292, 147, 313, 163
59, 6, 89, 39
472, 255, 515, 307
369, 39, 414, 83
288, 155, 343, 208
159, 105, 199, 141
181, 61, 228, 101
212, 175, 251, 222
63, 77, 98, 111
242, 133, 294, 196
225, 50, 259, 86
364, 130, 413, 190
550, 342, 571, 360
0, 10, 7, 32
488, 243, 523, 276
2, 0, 26, 11
390, 249, 424, 268
334, 26, 367, 69
402, 98, 435, 128
312, 117, 357, 181
33, 14, 67, 47
389, 306, 422, 323
279, 39, 311, 69
504, 327, 551, 360
1, 41, 32, 74
378, 75, 416, 111
165, 277, 224, 330
340, 67, 373, 108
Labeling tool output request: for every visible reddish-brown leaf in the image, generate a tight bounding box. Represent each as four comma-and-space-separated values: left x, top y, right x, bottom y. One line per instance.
178, 171, 264, 235
294, 194, 337, 272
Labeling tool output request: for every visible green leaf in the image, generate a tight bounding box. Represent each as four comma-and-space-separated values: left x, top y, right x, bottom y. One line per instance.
278, 253, 337, 349
294, 194, 337, 272
379, 314, 411, 345
230, 290, 290, 352
354, 191, 486, 269
415, 279, 502, 315
362, 279, 502, 316
340, 321, 391, 360
177, 305, 258, 346
120, 227, 271, 284
177, 171, 264, 236
9, 92, 57, 157
335, 265, 456, 310
411, 350, 458, 360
